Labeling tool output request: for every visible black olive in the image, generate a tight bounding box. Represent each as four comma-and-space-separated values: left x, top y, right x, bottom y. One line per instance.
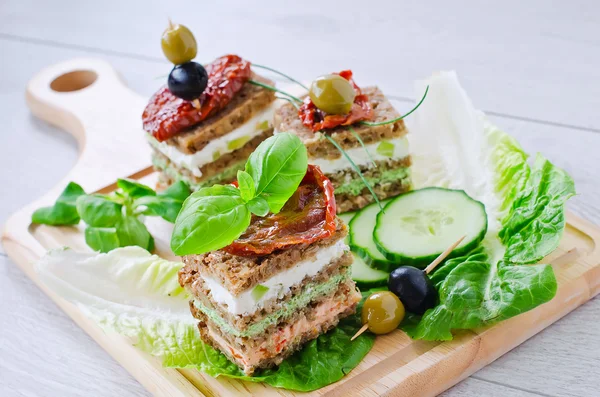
168, 62, 208, 101
388, 266, 438, 314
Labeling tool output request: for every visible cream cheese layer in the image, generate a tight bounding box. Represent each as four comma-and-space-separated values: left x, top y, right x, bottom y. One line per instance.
310, 136, 410, 174
272, 130, 410, 174
148, 106, 275, 177
201, 239, 348, 316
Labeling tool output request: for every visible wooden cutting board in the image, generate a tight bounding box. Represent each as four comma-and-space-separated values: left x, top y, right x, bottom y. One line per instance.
2, 59, 600, 397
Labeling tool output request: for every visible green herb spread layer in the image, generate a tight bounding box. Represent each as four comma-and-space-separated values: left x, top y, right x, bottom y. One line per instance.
335, 167, 411, 196
193, 273, 349, 338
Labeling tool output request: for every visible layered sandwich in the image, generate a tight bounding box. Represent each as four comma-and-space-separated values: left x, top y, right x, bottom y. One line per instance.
176, 161, 361, 375
273, 71, 412, 213
142, 55, 276, 190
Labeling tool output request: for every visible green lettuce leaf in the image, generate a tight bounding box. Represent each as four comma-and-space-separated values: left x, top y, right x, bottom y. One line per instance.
404, 72, 575, 340
35, 247, 373, 391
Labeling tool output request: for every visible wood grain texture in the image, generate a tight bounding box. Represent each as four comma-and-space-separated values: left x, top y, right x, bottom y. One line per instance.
1, 2, 599, 395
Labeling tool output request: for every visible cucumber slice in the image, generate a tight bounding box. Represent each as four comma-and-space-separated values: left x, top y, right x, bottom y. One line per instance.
350, 252, 388, 288
348, 200, 395, 272
374, 187, 487, 268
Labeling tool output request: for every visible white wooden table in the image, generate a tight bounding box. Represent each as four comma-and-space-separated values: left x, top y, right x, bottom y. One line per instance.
1, 1, 599, 396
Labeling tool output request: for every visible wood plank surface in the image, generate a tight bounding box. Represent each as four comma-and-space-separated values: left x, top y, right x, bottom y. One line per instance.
1, 1, 599, 396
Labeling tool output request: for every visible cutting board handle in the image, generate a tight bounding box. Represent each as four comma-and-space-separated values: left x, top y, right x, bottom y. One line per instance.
25, 58, 152, 194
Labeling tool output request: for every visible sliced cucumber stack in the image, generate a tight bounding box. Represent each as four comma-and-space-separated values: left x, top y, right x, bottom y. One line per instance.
350, 252, 388, 288
374, 187, 487, 268
348, 201, 395, 272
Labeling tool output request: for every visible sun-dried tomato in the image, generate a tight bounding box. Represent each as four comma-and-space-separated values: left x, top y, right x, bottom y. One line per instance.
223, 165, 337, 256
298, 70, 374, 132
142, 55, 251, 141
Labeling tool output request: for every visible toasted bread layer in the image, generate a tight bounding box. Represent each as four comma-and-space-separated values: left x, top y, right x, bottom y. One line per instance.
194, 279, 361, 375
167, 74, 276, 154
182, 252, 352, 333
151, 128, 272, 189
180, 221, 347, 296
273, 86, 407, 159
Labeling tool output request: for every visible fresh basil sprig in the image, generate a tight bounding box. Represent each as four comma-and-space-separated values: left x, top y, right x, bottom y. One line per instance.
171, 133, 308, 256
32, 179, 191, 253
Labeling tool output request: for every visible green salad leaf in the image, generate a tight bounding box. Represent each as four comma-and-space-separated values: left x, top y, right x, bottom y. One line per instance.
404, 72, 576, 340
135, 181, 191, 223
34, 179, 192, 252
85, 227, 120, 253
35, 247, 374, 392
31, 182, 86, 225
171, 185, 251, 255
116, 215, 153, 251
76, 195, 122, 227
117, 178, 156, 198
245, 133, 308, 213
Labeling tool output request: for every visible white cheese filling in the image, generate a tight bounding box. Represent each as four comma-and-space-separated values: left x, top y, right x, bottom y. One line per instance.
310, 136, 410, 174
201, 239, 348, 316
272, 130, 410, 174
148, 106, 275, 177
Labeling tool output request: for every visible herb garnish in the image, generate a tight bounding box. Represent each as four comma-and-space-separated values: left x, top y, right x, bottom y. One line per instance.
323, 134, 383, 211
251, 64, 309, 91
170, 133, 308, 256
32, 180, 192, 253
248, 79, 302, 103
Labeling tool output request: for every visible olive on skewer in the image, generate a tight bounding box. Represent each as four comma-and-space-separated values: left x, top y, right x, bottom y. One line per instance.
168, 62, 208, 101
352, 235, 466, 340
161, 21, 198, 65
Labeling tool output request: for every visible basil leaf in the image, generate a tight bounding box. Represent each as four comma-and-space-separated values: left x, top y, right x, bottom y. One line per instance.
237, 170, 255, 202
32, 182, 85, 225
246, 196, 269, 217
245, 133, 307, 213
85, 227, 120, 253
116, 215, 153, 250
76, 195, 122, 227
135, 181, 192, 223
170, 185, 251, 255
117, 178, 156, 198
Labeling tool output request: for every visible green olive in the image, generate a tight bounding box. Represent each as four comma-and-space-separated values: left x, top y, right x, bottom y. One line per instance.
361, 291, 405, 335
161, 22, 197, 65
309, 74, 356, 115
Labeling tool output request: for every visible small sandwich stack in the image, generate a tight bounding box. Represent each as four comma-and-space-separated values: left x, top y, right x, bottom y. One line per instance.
273, 71, 412, 213
142, 55, 276, 190
177, 163, 361, 375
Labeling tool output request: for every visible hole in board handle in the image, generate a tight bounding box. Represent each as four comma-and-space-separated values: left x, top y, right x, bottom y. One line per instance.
50, 70, 98, 92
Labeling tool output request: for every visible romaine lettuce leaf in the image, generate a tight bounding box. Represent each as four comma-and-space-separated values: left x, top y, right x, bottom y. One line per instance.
35, 247, 373, 391
404, 72, 575, 340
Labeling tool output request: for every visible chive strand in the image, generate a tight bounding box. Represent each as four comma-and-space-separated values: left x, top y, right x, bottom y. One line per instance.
249, 80, 303, 103
276, 95, 300, 110
360, 85, 429, 127
349, 126, 377, 168
323, 134, 383, 211
252, 64, 309, 91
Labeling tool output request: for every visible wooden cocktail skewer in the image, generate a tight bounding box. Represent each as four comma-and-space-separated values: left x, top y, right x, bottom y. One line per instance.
351, 235, 466, 341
